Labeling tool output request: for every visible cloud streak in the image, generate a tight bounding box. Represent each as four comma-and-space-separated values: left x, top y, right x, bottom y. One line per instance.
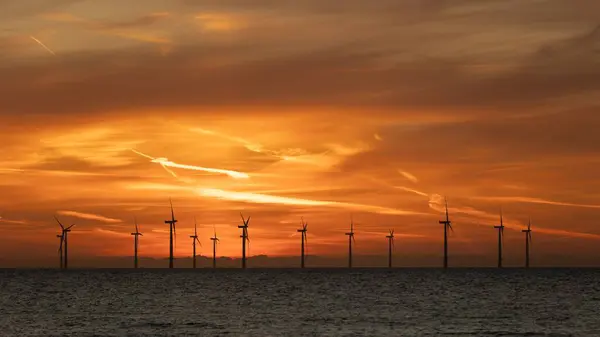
398, 170, 418, 183
196, 187, 427, 216
470, 196, 600, 209
57, 211, 122, 223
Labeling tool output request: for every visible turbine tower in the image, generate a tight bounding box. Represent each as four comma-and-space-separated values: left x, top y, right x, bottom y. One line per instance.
345, 217, 356, 268
190, 217, 202, 269
386, 229, 395, 268
56, 232, 64, 269
131, 217, 142, 269
297, 218, 308, 268
522, 219, 532, 268
54, 217, 74, 269
438, 198, 453, 268
494, 211, 505, 268
238, 213, 250, 269
164, 199, 178, 269
210, 226, 220, 268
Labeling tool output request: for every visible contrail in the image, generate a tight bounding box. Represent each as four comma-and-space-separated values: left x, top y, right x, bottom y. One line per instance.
29, 36, 56, 55
130, 148, 249, 179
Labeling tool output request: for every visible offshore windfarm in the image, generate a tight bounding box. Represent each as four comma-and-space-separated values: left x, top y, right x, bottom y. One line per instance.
52, 199, 534, 270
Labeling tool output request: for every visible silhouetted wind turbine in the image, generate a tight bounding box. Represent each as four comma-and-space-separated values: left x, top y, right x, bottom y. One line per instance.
238, 213, 250, 269
164, 199, 178, 269
438, 198, 453, 268
190, 217, 202, 269
522, 218, 532, 268
297, 217, 308, 268
131, 217, 142, 269
386, 229, 395, 268
55, 216, 74, 269
345, 216, 356, 268
494, 210, 505, 268
210, 226, 219, 268
56, 232, 64, 269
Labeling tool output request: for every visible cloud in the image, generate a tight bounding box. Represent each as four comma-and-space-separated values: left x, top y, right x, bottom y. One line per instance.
469, 196, 600, 209
427, 194, 600, 240
196, 187, 428, 216
39, 11, 172, 45
2, 13, 598, 119
94, 228, 131, 237
0, 216, 28, 225
57, 211, 122, 223
398, 170, 418, 183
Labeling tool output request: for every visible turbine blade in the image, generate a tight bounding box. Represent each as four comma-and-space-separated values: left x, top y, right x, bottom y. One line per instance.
169, 198, 175, 219
54, 216, 64, 230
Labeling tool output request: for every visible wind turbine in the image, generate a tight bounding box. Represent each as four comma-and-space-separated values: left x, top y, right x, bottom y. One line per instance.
190, 217, 202, 269
522, 218, 532, 268
238, 213, 250, 269
54, 216, 74, 269
345, 216, 356, 268
494, 210, 505, 268
164, 199, 178, 269
297, 218, 308, 268
210, 226, 219, 268
438, 198, 453, 268
386, 229, 395, 268
56, 232, 64, 269
131, 217, 142, 269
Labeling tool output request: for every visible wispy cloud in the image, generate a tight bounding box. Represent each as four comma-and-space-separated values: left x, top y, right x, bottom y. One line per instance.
57, 211, 122, 224
94, 228, 130, 237
0, 216, 28, 225
470, 196, 600, 209
40, 12, 172, 46
196, 188, 427, 216
427, 194, 600, 240
398, 170, 418, 183
394, 186, 429, 197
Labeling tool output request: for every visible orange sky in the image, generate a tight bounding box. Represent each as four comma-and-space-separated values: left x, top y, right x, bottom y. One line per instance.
1, 1, 599, 267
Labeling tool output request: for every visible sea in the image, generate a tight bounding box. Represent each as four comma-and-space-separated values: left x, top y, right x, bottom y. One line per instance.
0, 268, 599, 336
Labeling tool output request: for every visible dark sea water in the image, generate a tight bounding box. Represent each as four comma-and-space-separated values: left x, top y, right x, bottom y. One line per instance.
1, 269, 599, 336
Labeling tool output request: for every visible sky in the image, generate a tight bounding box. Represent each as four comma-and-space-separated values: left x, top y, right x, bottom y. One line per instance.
1, 0, 599, 267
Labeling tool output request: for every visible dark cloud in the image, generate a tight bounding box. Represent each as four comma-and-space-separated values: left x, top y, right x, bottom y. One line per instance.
0, 1, 598, 121
0, 0, 82, 20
